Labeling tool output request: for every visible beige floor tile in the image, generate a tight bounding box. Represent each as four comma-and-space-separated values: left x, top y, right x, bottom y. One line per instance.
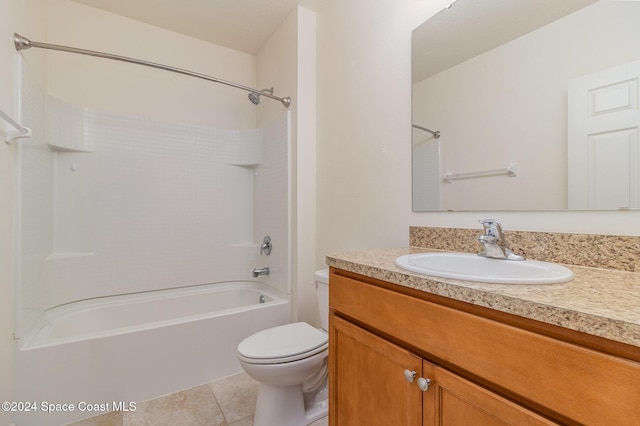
65, 410, 124, 426
309, 416, 329, 426
123, 384, 227, 426
66, 372, 326, 426
209, 373, 259, 424
228, 416, 254, 426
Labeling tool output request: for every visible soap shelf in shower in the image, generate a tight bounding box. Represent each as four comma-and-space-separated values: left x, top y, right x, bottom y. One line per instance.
443, 162, 518, 183
1, 107, 32, 144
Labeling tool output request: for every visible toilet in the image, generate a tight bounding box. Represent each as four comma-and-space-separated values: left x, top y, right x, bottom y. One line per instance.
237, 269, 329, 426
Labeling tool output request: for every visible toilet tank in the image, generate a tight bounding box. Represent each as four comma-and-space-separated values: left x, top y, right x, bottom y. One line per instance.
315, 269, 330, 330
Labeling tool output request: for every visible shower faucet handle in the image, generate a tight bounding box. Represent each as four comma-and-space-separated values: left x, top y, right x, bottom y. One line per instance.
260, 236, 272, 256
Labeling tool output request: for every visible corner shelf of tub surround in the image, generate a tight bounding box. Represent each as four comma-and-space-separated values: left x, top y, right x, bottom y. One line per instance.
1, 107, 32, 144
48, 252, 96, 260
47, 252, 97, 272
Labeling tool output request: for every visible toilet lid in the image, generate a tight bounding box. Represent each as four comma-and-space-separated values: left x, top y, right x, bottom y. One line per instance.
237, 322, 328, 363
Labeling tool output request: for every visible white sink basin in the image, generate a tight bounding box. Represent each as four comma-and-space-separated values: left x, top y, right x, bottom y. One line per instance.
395, 252, 574, 284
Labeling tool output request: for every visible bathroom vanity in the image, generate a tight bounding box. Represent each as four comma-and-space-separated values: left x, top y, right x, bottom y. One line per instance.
326, 229, 640, 425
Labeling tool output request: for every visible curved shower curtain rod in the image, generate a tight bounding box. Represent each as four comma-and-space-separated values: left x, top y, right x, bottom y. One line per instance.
412, 124, 440, 139
13, 33, 291, 108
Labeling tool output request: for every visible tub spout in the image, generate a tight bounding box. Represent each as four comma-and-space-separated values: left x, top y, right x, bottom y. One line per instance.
253, 267, 270, 277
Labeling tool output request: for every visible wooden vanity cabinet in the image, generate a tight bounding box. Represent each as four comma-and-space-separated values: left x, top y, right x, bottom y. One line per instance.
330, 315, 423, 425
328, 269, 640, 426
331, 315, 554, 425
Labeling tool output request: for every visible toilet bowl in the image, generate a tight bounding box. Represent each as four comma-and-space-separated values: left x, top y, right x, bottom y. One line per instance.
237, 269, 329, 426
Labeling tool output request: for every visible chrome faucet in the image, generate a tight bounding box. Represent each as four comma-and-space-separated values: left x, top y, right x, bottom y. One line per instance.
252, 267, 270, 277
477, 219, 525, 261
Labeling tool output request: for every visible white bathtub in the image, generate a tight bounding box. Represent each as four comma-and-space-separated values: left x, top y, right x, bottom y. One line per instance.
13, 282, 290, 426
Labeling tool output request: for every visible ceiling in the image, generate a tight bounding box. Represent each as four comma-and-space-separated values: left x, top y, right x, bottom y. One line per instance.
71, 0, 599, 78
72, 0, 306, 55
413, 0, 598, 82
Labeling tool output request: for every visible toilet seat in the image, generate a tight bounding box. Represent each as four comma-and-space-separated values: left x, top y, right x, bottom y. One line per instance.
238, 322, 328, 364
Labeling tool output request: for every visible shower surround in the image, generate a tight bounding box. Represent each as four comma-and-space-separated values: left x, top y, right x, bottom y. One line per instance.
17, 69, 291, 330
13, 61, 292, 424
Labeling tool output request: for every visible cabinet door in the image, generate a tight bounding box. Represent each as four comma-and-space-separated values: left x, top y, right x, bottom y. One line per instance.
424, 360, 558, 426
329, 315, 423, 426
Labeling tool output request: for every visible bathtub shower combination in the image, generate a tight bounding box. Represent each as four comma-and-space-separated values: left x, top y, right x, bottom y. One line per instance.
15, 283, 289, 425
12, 36, 292, 425
22, 282, 288, 350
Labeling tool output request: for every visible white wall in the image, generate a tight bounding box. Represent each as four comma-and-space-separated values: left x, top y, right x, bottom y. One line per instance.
315, 0, 449, 261
294, 7, 318, 325
46, 0, 257, 128
315, 0, 640, 270
257, 6, 318, 325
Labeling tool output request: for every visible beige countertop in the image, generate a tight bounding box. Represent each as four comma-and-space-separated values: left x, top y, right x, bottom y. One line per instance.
326, 247, 640, 348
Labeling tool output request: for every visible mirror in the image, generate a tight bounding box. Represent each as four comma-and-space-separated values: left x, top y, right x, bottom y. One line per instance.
412, 0, 640, 211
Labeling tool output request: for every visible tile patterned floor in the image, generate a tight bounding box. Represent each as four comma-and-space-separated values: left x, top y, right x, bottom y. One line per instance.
66, 373, 328, 426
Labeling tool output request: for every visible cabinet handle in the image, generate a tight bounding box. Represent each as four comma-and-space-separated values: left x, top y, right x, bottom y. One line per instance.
403, 369, 416, 383
417, 377, 431, 392
404, 370, 432, 391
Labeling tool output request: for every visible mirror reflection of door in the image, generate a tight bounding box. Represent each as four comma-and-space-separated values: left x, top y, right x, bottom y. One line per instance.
568, 60, 640, 209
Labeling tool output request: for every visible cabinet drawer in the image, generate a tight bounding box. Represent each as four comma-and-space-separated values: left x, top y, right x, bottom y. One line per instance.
330, 271, 640, 425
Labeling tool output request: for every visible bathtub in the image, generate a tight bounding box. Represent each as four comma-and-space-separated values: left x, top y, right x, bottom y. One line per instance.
13, 281, 290, 426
